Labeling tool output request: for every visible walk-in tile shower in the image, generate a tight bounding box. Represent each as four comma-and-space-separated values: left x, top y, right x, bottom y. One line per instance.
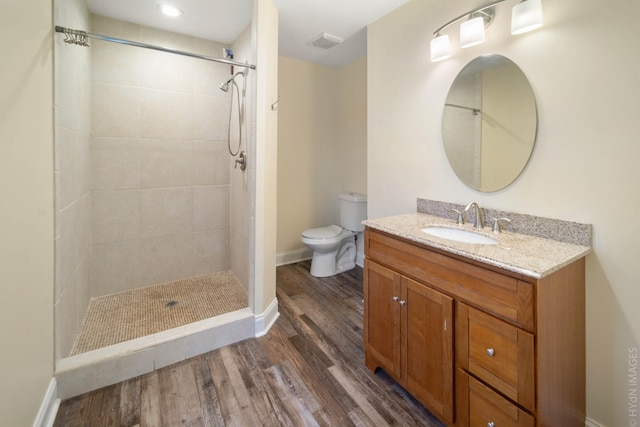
54, 0, 256, 363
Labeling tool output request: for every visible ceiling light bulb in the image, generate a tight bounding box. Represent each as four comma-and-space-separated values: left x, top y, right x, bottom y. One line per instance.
460, 16, 486, 48
430, 34, 451, 62
511, 0, 543, 35
159, 4, 183, 17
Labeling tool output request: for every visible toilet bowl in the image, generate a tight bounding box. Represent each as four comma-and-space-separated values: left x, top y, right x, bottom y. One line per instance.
301, 193, 367, 277
301, 225, 358, 277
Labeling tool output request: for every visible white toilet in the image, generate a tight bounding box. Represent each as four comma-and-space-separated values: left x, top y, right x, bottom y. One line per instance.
301, 193, 367, 277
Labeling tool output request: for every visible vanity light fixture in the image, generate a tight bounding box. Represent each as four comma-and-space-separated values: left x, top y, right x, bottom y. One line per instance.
158, 4, 183, 17
430, 33, 451, 62
460, 16, 487, 48
430, 0, 543, 62
511, 0, 544, 34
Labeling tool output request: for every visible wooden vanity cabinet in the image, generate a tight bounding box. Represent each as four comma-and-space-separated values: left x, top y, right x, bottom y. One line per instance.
363, 228, 586, 427
364, 260, 455, 423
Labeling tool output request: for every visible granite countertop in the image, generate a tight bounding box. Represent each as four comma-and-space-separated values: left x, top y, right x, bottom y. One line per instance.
363, 213, 592, 279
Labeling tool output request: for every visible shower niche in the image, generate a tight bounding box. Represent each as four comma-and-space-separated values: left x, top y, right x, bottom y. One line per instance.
53, 0, 276, 398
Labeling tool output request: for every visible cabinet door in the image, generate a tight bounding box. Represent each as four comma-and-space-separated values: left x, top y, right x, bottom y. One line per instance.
402, 277, 454, 423
364, 260, 401, 378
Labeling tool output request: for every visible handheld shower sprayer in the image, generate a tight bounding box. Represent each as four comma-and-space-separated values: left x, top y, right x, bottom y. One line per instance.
219, 69, 246, 164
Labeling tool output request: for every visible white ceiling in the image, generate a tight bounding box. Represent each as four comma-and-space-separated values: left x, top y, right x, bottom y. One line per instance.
85, 0, 409, 68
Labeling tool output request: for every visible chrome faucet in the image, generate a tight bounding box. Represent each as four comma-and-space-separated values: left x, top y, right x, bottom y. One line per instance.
464, 202, 484, 228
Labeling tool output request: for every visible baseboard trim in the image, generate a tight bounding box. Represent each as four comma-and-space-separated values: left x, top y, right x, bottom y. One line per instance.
33, 378, 60, 427
585, 417, 606, 427
255, 297, 279, 338
276, 248, 312, 266
277, 248, 365, 269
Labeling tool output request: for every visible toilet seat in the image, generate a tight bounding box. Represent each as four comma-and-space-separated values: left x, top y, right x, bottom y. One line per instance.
301, 225, 354, 247
302, 225, 343, 239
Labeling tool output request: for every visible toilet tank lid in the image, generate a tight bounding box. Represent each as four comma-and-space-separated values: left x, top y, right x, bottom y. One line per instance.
302, 225, 342, 239
339, 192, 367, 203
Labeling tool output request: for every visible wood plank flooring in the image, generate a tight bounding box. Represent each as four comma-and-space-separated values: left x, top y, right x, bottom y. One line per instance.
54, 261, 444, 426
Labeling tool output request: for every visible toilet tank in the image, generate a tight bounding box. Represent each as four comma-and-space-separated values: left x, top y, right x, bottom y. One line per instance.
339, 192, 367, 232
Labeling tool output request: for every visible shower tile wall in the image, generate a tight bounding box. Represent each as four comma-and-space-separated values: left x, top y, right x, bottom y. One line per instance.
230, 25, 255, 294
90, 15, 234, 296
54, 0, 92, 361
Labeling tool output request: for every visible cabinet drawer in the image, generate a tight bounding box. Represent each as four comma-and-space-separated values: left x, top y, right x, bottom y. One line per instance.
366, 229, 534, 330
459, 304, 535, 412
468, 373, 535, 427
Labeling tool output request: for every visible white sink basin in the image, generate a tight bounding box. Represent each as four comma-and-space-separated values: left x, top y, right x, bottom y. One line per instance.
421, 226, 498, 245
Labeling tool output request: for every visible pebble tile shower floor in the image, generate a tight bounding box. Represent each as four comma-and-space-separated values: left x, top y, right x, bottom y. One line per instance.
71, 271, 249, 355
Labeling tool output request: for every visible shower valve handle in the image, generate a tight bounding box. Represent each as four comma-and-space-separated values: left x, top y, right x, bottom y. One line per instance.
235, 151, 247, 171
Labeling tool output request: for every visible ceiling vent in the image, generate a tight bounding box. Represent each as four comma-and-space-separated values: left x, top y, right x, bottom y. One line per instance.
307, 32, 344, 49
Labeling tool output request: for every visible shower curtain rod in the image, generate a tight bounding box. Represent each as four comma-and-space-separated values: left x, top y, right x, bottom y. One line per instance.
445, 103, 481, 115
55, 25, 256, 70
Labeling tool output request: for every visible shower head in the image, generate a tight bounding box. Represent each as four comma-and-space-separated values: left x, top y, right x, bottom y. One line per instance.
219, 79, 231, 92
219, 71, 245, 92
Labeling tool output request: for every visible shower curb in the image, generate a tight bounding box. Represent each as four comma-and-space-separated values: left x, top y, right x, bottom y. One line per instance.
54, 308, 255, 399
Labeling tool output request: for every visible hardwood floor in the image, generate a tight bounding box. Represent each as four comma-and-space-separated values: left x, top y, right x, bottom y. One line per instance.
54, 261, 443, 426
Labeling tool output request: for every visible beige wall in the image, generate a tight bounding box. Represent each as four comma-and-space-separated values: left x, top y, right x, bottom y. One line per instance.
0, 0, 55, 424
277, 57, 340, 254
338, 57, 368, 197
277, 56, 367, 255
254, 0, 279, 312
89, 16, 234, 297
368, 1, 640, 425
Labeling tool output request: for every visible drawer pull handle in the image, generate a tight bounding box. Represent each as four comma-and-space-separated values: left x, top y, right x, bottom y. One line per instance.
393, 296, 399, 302
487, 422, 495, 427
486, 348, 495, 357
399, 300, 406, 306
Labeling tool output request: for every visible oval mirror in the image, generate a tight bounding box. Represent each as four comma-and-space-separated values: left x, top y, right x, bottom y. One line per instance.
442, 55, 537, 192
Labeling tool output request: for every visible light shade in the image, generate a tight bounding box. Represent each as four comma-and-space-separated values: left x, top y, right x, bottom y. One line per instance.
430, 34, 451, 62
511, 0, 543, 35
460, 16, 486, 48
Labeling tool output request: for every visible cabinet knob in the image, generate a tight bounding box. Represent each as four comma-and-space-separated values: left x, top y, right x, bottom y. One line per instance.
393, 296, 399, 302
399, 300, 406, 306
486, 348, 495, 357
487, 422, 495, 427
